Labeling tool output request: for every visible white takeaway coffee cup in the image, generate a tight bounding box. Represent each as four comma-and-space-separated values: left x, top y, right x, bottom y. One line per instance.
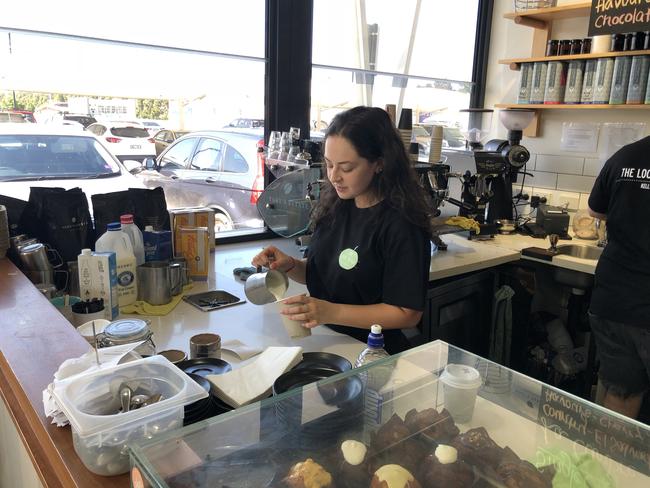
440, 363, 482, 423
273, 295, 311, 339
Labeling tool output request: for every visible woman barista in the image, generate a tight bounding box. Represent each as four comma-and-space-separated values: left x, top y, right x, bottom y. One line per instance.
252, 106, 432, 354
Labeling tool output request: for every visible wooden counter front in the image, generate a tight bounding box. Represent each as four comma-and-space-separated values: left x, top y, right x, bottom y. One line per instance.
0, 258, 128, 487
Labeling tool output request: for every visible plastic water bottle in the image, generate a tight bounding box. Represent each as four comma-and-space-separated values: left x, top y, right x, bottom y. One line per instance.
355, 325, 392, 442
95, 222, 138, 307
120, 214, 145, 266
355, 324, 390, 367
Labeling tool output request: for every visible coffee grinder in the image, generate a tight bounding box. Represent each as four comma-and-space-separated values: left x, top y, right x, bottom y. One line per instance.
468, 108, 535, 229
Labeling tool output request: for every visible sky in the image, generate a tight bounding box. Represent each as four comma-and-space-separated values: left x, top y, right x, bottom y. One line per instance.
0, 0, 479, 126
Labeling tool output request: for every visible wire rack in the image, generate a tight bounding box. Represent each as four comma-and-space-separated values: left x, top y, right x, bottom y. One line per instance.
514, 0, 556, 11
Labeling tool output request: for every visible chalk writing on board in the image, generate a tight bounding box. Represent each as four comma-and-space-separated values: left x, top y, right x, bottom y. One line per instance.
537, 386, 650, 476
588, 0, 650, 37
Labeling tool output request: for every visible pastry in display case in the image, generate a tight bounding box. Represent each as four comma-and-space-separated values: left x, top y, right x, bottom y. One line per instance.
129, 341, 650, 487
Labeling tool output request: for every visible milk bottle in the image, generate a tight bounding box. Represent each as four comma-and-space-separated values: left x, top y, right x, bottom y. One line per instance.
120, 214, 145, 265
95, 222, 138, 306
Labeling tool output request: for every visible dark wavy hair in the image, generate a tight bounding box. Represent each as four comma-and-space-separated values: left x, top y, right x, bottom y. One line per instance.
311, 106, 432, 237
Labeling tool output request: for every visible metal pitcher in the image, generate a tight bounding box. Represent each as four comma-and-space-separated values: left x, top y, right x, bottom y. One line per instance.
244, 266, 288, 305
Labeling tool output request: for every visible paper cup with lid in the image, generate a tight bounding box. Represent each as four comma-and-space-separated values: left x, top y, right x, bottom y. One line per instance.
440, 363, 482, 423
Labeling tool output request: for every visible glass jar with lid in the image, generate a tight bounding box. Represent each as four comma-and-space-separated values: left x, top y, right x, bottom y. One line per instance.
100, 318, 156, 357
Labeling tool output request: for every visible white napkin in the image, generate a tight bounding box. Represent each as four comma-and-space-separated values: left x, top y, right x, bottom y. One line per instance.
220, 339, 263, 361
43, 342, 144, 426
207, 346, 303, 408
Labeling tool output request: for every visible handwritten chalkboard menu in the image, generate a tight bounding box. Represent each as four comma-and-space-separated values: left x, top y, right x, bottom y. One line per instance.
588, 0, 650, 37
537, 385, 650, 476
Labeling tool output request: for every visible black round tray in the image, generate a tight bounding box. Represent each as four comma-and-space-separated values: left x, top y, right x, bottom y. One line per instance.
176, 357, 232, 377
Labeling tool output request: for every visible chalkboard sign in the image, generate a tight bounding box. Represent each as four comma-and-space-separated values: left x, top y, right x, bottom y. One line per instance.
588, 1, 650, 37
537, 385, 650, 476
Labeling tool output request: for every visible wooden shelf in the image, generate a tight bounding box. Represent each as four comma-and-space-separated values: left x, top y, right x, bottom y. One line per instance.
500, 50, 650, 69
496, 103, 650, 110
504, 2, 592, 24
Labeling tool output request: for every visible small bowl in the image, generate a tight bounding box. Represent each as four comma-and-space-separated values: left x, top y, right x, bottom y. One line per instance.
77, 319, 110, 344
496, 219, 517, 234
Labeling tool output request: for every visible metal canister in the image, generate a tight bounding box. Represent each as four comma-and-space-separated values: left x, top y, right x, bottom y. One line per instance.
544, 61, 567, 104
609, 56, 632, 104
581, 59, 598, 103
627, 55, 650, 104
565, 60, 585, 104
101, 318, 156, 357
530, 62, 548, 104
517, 63, 534, 104
593, 57, 615, 104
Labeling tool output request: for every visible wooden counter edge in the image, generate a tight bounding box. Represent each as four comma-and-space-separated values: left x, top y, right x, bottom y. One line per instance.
0, 351, 75, 488
0, 258, 130, 487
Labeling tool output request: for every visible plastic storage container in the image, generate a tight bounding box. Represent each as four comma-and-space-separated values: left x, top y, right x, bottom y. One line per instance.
52, 355, 207, 476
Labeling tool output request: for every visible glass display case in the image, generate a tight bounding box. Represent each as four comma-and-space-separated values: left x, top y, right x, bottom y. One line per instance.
130, 341, 650, 487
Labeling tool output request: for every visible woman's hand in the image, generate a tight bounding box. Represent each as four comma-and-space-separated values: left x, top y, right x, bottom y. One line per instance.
280, 294, 335, 328
251, 245, 296, 273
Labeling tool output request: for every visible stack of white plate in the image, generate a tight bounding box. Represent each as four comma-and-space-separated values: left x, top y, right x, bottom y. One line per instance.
0, 205, 9, 258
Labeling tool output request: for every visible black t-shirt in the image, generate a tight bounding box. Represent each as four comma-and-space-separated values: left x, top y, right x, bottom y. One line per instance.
306, 200, 431, 354
588, 135, 650, 327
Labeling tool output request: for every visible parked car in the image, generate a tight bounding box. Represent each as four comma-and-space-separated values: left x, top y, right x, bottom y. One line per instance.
86, 122, 156, 163
414, 124, 466, 159
224, 118, 264, 129
141, 120, 164, 135
62, 113, 97, 128
6, 110, 36, 123
136, 130, 265, 232
152, 129, 189, 156
0, 124, 145, 208
0, 111, 29, 123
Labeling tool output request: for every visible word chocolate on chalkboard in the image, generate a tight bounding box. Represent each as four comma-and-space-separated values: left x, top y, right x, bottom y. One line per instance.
537, 386, 650, 476
588, 0, 650, 37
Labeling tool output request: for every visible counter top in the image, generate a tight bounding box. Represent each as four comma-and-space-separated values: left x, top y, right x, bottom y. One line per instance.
140, 238, 365, 366
436, 231, 600, 277
0, 231, 603, 487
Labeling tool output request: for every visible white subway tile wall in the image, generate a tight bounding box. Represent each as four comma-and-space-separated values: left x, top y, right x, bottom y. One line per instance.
557, 174, 597, 193
583, 157, 604, 177
535, 154, 584, 175
527, 170, 558, 190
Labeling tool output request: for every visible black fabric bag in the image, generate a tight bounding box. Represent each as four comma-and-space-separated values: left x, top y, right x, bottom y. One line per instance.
91, 187, 170, 243
128, 187, 170, 231
91, 190, 133, 238
20, 187, 94, 263
0, 194, 28, 236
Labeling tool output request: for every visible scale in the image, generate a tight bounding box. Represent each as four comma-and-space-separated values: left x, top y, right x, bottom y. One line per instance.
183, 290, 245, 312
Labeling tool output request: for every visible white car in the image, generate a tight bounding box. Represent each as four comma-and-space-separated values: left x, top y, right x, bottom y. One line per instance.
0, 124, 145, 209
86, 121, 156, 163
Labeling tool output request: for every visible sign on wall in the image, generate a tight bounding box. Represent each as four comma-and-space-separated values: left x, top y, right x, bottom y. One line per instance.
588, 0, 650, 37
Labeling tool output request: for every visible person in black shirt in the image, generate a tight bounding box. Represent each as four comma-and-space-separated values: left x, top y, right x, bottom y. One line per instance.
588, 135, 650, 419
252, 106, 432, 354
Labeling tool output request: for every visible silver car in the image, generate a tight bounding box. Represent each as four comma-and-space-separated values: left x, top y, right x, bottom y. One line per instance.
137, 130, 265, 232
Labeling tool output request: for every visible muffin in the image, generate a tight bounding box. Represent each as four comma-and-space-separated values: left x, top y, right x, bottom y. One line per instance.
419, 444, 474, 488
450, 427, 505, 471
284, 458, 333, 488
404, 408, 459, 443
368, 413, 429, 474
369, 464, 422, 488
370, 414, 411, 452
496, 460, 554, 488
337, 440, 371, 488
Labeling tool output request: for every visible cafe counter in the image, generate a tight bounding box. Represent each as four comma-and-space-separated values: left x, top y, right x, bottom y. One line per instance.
0, 238, 365, 488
